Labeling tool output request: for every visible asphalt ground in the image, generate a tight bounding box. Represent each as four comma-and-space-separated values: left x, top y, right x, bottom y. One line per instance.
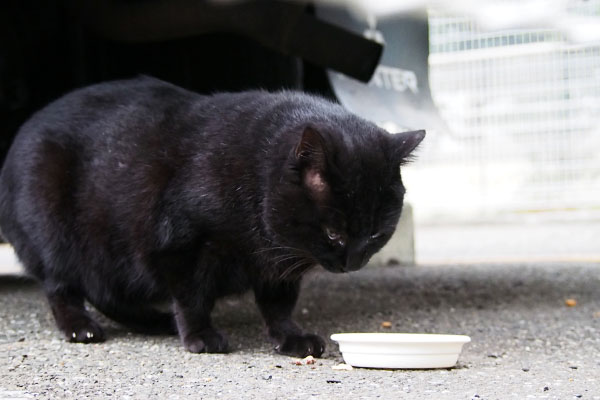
1, 262, 599, 399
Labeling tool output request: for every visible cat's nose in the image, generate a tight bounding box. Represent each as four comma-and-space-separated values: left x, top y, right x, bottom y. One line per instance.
343, 251, 367, 272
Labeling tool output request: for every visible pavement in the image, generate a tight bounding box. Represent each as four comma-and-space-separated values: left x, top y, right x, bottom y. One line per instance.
1, 261, 599, 399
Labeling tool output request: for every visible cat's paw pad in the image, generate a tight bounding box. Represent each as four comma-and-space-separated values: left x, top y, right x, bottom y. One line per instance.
276, 333, 325, 358
183, 329, 229, 354
66, 320, 105, 343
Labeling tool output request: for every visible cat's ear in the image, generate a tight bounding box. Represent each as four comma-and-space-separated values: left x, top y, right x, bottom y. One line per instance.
295, 127, 329, 198
391, 130, 426, 164
295, 127, 327, 167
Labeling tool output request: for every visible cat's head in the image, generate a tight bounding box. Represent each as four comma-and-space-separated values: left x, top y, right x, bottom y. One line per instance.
263, 120, 424, 274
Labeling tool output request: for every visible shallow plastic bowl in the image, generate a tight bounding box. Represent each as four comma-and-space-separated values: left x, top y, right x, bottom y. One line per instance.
330, 333, 471, 369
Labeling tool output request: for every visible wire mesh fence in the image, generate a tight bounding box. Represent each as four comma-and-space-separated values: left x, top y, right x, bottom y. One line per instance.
403, 3, 600, 223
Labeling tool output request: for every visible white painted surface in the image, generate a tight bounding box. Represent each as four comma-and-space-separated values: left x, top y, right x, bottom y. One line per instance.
0, 244, 24, 275
416, 221, 600, 264
370, 203, 416, 266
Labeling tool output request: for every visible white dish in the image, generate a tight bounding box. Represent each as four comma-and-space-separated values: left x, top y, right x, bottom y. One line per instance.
330, 333, 471, 369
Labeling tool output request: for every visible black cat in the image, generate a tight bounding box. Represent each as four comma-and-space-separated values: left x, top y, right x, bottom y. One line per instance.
0, 77, 424, 357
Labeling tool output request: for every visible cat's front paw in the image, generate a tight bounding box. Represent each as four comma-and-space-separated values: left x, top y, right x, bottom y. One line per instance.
275, 333, 325, 358
65, 319, 105, 343
182, 329, 229, 354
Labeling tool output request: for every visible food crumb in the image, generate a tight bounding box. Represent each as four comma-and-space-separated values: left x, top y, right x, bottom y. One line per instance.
565, 299, 577, 307
381, 321, 392, 329
303, 355, 316, 365
332, 363, 353, 371
292, 356, 316, 366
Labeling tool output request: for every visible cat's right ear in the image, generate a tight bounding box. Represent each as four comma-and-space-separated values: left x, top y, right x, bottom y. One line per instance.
295, 127, 327, 168
391, 129, 426, 164
295, 127, 329, 198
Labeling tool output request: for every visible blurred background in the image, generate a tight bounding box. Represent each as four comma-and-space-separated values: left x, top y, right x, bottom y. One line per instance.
408, 1, 600, 264
0, 0, 599, 271
414, 4, 600, 223
319, 0, 600, 265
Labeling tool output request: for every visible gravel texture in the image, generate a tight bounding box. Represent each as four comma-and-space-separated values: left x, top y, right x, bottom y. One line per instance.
1, 263, 599, 399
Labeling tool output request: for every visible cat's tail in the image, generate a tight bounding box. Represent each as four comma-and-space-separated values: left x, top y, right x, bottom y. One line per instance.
88, 299, 178, 335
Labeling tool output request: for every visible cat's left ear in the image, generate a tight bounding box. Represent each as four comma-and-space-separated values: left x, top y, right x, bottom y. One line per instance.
391, 130, 426, 164
295, 127, 329, 198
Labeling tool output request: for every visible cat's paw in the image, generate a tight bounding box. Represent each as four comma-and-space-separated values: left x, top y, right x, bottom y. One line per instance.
275, 333, 326, 358
182, 329, 229, 354
65, 319, 105, 343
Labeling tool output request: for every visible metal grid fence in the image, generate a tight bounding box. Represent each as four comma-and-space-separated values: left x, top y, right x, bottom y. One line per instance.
403, 3, 600, 222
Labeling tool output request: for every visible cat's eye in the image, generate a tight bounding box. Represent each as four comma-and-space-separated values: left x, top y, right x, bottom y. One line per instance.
324, 227, 346, 247
369, 232, 384, 241
325, 227, 341, 241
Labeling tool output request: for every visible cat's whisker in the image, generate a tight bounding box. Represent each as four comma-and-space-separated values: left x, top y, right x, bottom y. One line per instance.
279, 257, 315, 281
253, 243, 318, 282
252, 247, 283, 255
270, 255, 303, 266
283, 261, 310, 281
252, 245, 306, 255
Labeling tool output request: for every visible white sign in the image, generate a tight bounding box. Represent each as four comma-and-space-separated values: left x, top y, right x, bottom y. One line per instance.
369, 65, 419, 94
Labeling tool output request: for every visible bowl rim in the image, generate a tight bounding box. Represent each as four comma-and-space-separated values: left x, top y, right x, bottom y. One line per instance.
330, 332, 471, 344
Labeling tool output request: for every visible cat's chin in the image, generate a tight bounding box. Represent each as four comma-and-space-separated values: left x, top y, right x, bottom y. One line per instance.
319, 262, 346, 274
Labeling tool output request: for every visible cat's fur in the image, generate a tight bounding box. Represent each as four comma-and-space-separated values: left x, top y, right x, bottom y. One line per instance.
0, 77, 424, 357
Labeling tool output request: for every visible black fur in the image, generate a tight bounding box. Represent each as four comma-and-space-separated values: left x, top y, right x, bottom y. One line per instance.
0, 77, 424, 356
